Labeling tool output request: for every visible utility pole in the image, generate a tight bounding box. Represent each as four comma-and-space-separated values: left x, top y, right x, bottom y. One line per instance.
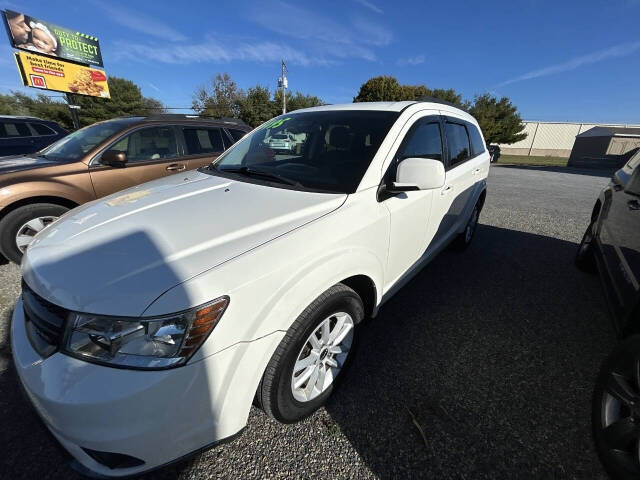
65, 93, 80, 130
279, 59, 288, 114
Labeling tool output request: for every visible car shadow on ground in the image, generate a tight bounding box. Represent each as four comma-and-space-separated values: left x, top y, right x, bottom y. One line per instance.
325, 224, 615, 479
495, 164, 615, 178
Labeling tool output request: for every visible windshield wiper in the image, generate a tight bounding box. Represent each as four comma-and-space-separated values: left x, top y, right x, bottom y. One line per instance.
218, 166, 304, 188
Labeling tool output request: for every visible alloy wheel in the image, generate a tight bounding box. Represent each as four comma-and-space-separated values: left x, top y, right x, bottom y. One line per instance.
15, 216, 58, 253
291, 312, 354, 402
599, 356, 640, 474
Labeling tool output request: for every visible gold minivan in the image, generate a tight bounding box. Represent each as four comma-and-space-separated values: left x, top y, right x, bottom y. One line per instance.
0, 115, 250, 263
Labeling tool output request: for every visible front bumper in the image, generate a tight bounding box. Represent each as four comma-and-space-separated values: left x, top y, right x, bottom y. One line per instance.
11, 296, 282, 477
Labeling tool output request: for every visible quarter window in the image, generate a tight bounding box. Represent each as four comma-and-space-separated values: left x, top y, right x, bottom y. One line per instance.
467, 124, 485, 156
398, 121, 443, 161
29, 123, 56, 136
108, 126, 178, 163
183, 127, 225, 155
228, 129, 247, 142
446, 123, 471, 166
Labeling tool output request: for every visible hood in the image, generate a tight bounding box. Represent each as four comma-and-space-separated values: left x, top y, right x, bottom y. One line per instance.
22, 170, 346, 316
0, 155, 65, 174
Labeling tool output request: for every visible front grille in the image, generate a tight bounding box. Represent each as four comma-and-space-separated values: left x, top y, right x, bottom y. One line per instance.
22, 280, 69, 357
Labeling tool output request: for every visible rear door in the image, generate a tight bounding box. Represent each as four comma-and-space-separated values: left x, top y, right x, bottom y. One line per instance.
599, 152, 640, 320
179, 125, 227, 170
0, 120, 36, 155
89, 125, 182, 198
439, 117, 486, 242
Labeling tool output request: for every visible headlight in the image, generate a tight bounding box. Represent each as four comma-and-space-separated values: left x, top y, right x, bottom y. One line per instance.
63, 297, 229, 370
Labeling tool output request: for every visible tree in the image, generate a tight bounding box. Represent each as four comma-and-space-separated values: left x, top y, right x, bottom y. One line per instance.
469, 94, 527, 144
240, 85, 273, 127
353, 76, 403, 102
74, 77, 166, 127
192, 73, 244, 118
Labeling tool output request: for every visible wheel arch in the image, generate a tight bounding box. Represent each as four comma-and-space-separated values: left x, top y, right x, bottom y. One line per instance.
0, 195, 79, 222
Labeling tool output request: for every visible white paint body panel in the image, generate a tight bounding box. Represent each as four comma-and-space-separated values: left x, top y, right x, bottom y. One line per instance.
11, 102, 490, 476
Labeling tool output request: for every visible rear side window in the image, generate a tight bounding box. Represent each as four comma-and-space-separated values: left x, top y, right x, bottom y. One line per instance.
1, 122, 31, 137
446, 123, 470, 166
183, 127, 225, 154
398, 121, 443, 162
29, 123, 56, 136
228, 129, 247, 142
467, 124, 485, 156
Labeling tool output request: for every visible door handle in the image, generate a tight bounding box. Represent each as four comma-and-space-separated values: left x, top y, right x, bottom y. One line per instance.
166, 163, 186, 172
628, 199, 640, 211
472, 168, 481, 175
441, 185, 453, 196
613, 184, 623, 192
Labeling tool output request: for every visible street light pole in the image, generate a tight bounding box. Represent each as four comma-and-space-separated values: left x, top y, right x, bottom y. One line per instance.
281, 59, 287, 114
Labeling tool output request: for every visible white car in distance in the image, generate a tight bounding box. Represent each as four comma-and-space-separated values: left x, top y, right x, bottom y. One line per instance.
12, 100, 489, 477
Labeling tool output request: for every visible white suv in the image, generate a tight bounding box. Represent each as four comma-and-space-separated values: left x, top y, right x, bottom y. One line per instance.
11, 100, 489, 477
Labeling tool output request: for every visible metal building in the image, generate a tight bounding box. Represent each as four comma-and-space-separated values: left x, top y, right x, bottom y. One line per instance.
568, 126, 640, 168
497, 121, 640, 158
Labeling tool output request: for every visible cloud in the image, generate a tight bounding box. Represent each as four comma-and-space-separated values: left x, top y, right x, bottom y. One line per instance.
147, 82, 161, 92
248, 1, 391, 62
112, 38, 332, 67
353, 0, 383, 14
497, 41, 640, 87
397, 55, 425, 66
90, 0, 187, 42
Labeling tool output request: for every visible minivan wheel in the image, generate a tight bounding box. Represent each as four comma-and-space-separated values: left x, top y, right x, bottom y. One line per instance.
593, 336, 640, 480
0, 203, 69, 263
575, 220, 597, 273
258, 284, 364, 423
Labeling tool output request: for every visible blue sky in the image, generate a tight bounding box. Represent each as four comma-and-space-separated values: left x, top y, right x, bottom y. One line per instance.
1, 0, 639, 123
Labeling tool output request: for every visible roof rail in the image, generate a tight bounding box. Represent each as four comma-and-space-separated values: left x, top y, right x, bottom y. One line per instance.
417, 96, 465, 110
143, 113, 247, 125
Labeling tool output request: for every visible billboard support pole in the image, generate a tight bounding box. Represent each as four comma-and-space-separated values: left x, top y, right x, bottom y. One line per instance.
65, 93, 80, 130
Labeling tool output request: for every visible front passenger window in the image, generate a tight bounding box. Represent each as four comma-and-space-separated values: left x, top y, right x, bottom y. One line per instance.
398, 122, 443, 161
109, 127, 179, 163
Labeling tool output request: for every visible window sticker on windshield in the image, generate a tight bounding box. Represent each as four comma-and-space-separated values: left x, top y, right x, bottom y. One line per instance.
260, 117, 291, 130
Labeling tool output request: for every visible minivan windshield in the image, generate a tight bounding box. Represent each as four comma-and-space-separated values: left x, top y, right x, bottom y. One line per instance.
38, 118, 141, 161
211, 110, 399, 193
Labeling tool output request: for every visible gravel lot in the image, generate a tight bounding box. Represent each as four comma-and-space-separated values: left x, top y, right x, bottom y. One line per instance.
0, 165, 617, 479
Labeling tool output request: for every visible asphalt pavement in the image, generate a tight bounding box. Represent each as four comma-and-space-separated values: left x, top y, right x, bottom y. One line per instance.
0, 165, 617, 479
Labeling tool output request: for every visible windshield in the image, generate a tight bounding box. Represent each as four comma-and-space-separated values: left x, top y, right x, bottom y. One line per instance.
212, 110, 399, 193
39, 118, 140, 161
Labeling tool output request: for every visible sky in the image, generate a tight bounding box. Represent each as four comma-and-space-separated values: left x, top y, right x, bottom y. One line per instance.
1, 0, 639, 124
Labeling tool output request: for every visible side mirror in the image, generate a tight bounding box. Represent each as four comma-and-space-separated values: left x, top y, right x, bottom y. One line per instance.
101, 150, 127, 167
393, 157, 445, 191
625, 165, 640, 196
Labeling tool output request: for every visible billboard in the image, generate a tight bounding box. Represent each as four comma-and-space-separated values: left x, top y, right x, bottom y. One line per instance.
3, 9, 104, 67
14, 51, 110, 98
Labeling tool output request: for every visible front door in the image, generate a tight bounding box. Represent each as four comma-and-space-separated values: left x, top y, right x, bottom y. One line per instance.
89, 125, 184, 198
383, 116, 445, 286
599, 151, 640, 319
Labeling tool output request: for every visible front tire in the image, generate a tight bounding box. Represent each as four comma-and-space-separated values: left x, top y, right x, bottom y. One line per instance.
593, 336, 640, 480
258, 284, 364, 423
0, 203, 69, 263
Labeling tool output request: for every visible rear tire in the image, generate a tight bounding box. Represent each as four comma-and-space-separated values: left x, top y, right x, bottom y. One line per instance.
575, 220, 597, 273
0, 203, 69, 263
451, 203, 481, 251
258, 284, 364, 423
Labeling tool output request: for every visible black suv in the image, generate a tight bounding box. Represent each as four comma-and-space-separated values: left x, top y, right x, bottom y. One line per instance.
575, 149, 640, 478
0, 116, 68, 156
